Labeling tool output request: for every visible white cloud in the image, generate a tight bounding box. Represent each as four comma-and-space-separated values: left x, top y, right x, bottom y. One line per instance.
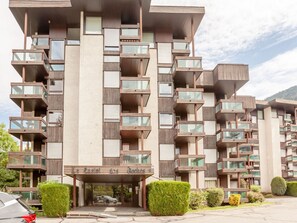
196, 0, 297, 69
238, 47, 297, 99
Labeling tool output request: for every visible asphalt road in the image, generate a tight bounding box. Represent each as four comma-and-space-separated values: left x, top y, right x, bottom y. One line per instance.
37, 197, 297, 223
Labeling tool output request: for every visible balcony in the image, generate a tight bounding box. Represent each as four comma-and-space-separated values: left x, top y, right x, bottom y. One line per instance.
215, 100, 245, 121
225, 121, 256, 132
175, 121, 204, 143
172, 57, 203, 87
217, 158, 247, 175
6, 187, 41, 205
120, 24, 140, 41
174, 88, 204, 114
230, 144, 253, 157
286, 139, 297, 149
246, 138, 259, 145
9, 117, 47, 140
291, 125, 297, 133
175, 155, 206, 172
251, 170, 261, 178
286, 155, 297, 163
120, 113, 151, 138
216, 129, 246, 147
223, 188, 248, 203
284, 114, 292, 123
11, 49, 50, 82
32, 35, 49, 50
120, 42, 150, 76
249, 155, 260, 162
120, 77, 150, 106
120, 150, 151, 166
10, 83, 48, 110
7, 152, 46, 171
172, 40, 190, 56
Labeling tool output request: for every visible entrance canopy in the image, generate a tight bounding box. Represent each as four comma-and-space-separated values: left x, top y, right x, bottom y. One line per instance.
64, 165, 154, 183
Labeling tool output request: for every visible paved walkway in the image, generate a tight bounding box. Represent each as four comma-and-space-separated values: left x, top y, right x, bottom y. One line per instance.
37, 197, 297, 223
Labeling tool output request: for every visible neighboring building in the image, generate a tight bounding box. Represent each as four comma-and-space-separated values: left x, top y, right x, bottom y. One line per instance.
5, 0, 297, 208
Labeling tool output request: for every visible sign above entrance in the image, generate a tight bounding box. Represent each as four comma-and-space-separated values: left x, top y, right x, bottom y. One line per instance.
64, 165, 154, 176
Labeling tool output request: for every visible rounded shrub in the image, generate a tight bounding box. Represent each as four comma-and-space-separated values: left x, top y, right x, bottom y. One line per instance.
229, 194, 241, 206
189, 190, 208, 210
206, 188, 224, 207
38, 182, 70, 217
250, 185, 261, 193
148, 181, 190, 216
247, 191, 265, 203
270, 176, 287, 196
286, 181, 297, 197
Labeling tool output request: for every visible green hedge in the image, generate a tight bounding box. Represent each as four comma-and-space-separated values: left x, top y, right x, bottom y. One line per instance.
271, 176, 287, 196
189, 190, 208, 210
247, 191, 265, 203
206, 188, 224, 207
38, 182, 69, 217
147, 181, 190, 216
250, 185, 261, 193
286, 181, 297, 197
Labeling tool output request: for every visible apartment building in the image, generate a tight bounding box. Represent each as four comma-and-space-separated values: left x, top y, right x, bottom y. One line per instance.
5, 0, 297, 208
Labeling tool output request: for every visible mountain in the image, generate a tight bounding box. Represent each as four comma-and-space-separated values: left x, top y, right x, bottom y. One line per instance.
265, 85, 297, 101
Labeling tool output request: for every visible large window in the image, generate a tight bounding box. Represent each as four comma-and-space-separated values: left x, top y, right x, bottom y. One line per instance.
50, 40, 65, 60
157, 43, 172, 64
104, 71, 120, 88
103, 139, 120, 157
104, 29, 120, 51
160, 144, 175, 161
159, 113, 173, 129
49, 79, 63, 94
85, 16, 102, 34
159, 83, 173, 97
104, 105, 120, 122
48, 111, 63, 126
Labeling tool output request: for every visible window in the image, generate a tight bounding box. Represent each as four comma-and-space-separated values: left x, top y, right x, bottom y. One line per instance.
160, 144, 175, 160
104, 139, 120, 157
104, 105, 120, 122
158, 67, 171, 75
159, 83, 173, 97
67, 28, 80, 45
204, 121, 216, 135
104, 29, 120, 51
203, 93, 215, 107
47, 143, 62, 159
85, 16, 102, 34
50, 40, 65, 60
143, 32, 155, 48
157, 43, 172, 64
49, 80, 63, 94
104, 71, 120, 88
104, 56, 120, 63
205, 180, 217, 188
159, 113, 173, 129
50, 64, 65, 71
48, 111, 63, 126
257, 110, 264, 120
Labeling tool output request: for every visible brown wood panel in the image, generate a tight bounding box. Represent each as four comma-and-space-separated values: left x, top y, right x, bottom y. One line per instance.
47, 159, 62, 175
159, 129, 175, 144
158, 74, 173, 82
48, 95, 64, 110
103, 62, 121, 71
10, 0, 71, 7
180, 173, 189, 182
218, 150, 227, 159
214, 64, 249, 82
159, 161, 175, 177
50, 23, 67, 39
158, 98, 174, 113
103, 88, 120, 104
196, 70, 214, 87
231, 96, 256, 110
49, 71, 64, 79
205, 163, 217, 177
103, 122, 120, 139
33, 141, 42, 152
122, 139, 138, 150
103, 9, 121, 28
203, 107, 215, 121
203, 136, 216, 149
47, 126, 63, 142
155, 29, 173, 43
219, 175, 228, 188
103, 158, 120, 166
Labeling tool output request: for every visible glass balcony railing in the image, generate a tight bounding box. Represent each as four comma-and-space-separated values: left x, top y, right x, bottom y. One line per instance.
217, 131, 245, 141
286, 156, 293, 162
294, 171, 297, 177
217, 161, 246, 170
177, 91, 203, 101
121, 44, 149, 55
7, 188, 40, 203
227, 122, 250, 130
215, 102, 243, 113
8, 152, 46, 169
284, 114, 292, 122
121, 28, 139, 37
32, 35, 49, 47
178, 157, 205, 168
177, 123, 204, 134
291, 125, 297, 132
249, 155, 260, 161
251, 171, 261, 177
231, 145, 252, 154
173, 41, 190, 51
121, 115, 150, 127
12, 51, 43, 62
121, 80, 150, 91
11, 84, 48, 99
10, 118, 46, 132
176, 58, 202, 69
121, 152, 151, 165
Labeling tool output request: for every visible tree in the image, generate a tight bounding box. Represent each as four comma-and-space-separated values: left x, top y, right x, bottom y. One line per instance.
0, 123, 19, 190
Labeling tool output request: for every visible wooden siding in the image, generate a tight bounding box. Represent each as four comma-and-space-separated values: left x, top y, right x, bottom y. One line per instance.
159, 161, 175, 177
155, 29, 173, 43
47, 126, 63, 142
103, 88, 121, 104
205, 163, 217, 177
103, 158, 120, 166
102, 11, 121, 28
122, 139, 139, 150
9, 0, 71, 8
103, 123, 120, 139
49, 23, 67, 39
219, 175, 228, 188
103, 62, 121, 71
158, 98, 174, 113
158, 74, 173, 82
49, 71, 64, 79
214, 64, 249, 82
47, 159, 62, 175
159, 129, 176, 144
48, 95, 64, 110
231, 96, 256, 110
196, 70, 214, 87
203, 136, 216, 149
202, 107, 216, 121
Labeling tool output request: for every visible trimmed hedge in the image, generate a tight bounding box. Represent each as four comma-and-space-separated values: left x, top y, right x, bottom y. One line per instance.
247, 191, 265, 203
206, 188, 224, 207
38, 182, 69, 217
189, 190, 208, 210
271, 176, 287, 196
286, 181, 297, 197
250, 185, 261, 193
147, 181, 190, 216
229, 194, 241, 206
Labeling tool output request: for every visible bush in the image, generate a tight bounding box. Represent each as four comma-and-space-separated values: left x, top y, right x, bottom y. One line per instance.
147, 181, 190, 216
229, 194, 241, 206
38, 182, 69, 217
189, 190, 208, 210
286, 181, 297, 197
206, 188, 224, 207
271, 176, 287, 196
247, 191, 265, 203
250, 185, 261, 193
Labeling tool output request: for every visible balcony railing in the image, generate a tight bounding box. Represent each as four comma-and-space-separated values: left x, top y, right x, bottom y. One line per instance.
251, 170, 261, 177
175, 89, 203, 101
7, 187, 40, 205
284, 114, 292, 122
121, 43, 149, 55
12, 50, 50, 68
120, 150, 151, 165
215, 101, 244, 113
291, 125, 297, 132
249, 155, 260, 162
175, 155, 206, 172
177, 122, 204, 134
121, 78, 150, 92
11, 83, 48, 100
10, 117, 46, 132
172, 57, 202, 72
32, 35, 49, 49
120, 24, 140, 40
172, 40, 190, 55
223, 188, 248, 201
216, 129, 245, 143
226, 122, 251, 130
232, 145, 253, 154
7, 152, 46, 171
217, 158, 247, 174
121, 114, 151, 127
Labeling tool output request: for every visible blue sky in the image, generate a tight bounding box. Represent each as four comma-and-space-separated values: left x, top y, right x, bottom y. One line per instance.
1, 0, 297, 128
